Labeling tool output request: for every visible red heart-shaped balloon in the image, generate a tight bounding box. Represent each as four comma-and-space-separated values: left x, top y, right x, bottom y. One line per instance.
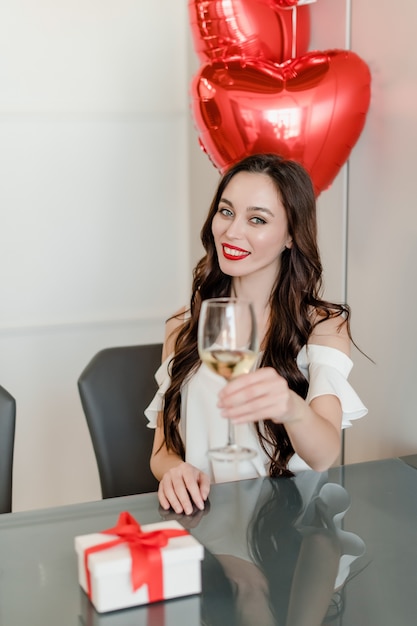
188, 0, 311, 65
191, 51, 371, 195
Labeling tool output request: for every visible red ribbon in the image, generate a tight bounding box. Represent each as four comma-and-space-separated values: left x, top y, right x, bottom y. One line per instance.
83, 512, 189, 603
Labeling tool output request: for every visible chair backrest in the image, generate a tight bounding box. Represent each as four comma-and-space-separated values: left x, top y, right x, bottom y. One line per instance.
78, 343, 162, 499
0, 385, 16, 514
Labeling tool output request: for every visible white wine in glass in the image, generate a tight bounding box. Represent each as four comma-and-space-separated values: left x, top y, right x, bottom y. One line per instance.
198, 297, 259, 461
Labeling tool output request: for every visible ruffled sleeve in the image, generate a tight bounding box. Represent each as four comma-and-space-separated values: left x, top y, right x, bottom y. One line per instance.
144, 355, 172, 428
296, 345, 368, 429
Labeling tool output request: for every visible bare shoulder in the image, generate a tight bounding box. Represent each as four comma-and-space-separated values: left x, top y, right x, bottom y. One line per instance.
309, 309, 350, 357
162, 305, 189, 360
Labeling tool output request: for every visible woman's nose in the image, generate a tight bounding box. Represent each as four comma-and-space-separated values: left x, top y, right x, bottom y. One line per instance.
226, 217, 244, 239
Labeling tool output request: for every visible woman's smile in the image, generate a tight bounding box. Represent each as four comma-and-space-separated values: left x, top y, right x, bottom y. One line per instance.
222, 243, 251, 260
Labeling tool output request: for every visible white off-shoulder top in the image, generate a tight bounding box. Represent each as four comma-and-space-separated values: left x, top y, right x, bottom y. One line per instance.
145, 344, 367, 482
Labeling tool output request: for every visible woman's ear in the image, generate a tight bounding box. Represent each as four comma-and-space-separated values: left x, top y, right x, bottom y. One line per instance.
285, 237, 293, 249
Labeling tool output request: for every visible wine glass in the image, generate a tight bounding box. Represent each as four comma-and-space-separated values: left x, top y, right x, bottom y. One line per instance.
198, 297, 259, 461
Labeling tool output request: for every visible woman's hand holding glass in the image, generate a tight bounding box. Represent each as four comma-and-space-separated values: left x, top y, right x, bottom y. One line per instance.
217, 366, 294, 425
198, 297, 259, 461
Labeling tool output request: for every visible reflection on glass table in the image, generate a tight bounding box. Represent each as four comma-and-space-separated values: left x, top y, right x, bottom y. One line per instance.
2, 457, 417, 626
163, 472, 365, 626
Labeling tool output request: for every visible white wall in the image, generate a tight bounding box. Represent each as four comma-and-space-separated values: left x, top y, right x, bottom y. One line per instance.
345, 0, 417, 462
0, 1, 190, 511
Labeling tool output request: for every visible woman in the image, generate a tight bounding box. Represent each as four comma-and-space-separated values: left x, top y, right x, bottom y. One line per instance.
145, 153, 367, 515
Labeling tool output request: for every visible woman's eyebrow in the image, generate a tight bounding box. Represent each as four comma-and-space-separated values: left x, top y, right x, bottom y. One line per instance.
219, 197, 233, 207
247, 206, 275, 217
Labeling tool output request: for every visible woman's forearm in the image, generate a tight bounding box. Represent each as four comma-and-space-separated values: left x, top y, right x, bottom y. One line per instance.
150, 444, 184, 481
284, 393, 342, 471
150, 421, 184, 480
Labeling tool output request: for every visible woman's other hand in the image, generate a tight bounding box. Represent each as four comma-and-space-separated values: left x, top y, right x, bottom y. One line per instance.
158, 462, 210, 516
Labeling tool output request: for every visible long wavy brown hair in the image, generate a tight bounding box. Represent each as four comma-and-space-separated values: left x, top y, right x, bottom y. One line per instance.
162, 153, 350, 476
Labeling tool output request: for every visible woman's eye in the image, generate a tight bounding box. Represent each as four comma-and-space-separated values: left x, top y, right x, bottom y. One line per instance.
218, 207, 233, 217
250, 216, 266, 225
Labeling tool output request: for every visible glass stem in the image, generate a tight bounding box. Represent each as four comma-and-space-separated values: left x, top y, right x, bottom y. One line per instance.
227, 420, 236, 447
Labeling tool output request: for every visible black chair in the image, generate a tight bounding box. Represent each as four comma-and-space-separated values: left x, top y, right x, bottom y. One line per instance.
0, 385, 16, 514
78, 343, 162, 499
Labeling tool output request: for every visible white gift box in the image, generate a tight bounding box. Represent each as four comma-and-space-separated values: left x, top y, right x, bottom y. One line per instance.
75, 519, 204, 614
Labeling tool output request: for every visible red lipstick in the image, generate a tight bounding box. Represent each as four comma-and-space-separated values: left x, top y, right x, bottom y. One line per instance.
222, 243, 250, 260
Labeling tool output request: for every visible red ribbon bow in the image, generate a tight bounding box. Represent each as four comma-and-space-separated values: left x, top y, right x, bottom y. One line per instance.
83, 511, 189, 603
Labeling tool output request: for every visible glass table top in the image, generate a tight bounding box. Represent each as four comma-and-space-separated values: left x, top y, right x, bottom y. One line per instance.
1, 456, 417, 626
